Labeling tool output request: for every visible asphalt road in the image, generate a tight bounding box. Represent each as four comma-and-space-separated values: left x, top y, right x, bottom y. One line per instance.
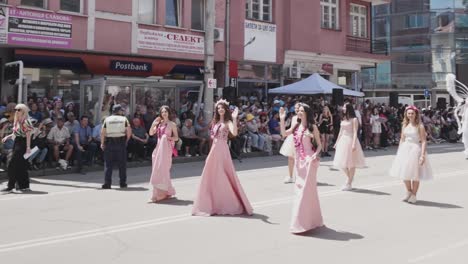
0, 143, 467, 264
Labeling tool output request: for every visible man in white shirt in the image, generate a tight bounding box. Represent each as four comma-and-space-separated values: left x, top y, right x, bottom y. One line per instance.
47, 116, 74, 169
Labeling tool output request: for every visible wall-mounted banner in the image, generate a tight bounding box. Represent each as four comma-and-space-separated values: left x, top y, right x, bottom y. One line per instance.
244, 20, 277, 62
0, 7, 8, 44
138, 29, 204, 55
110, 60, 153, 73
8, 8, 72, 49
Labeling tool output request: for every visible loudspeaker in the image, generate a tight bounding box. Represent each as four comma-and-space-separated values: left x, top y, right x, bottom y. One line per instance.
389, 92, 399, 108
332, 88, 344, 106
437, 97, 447, 110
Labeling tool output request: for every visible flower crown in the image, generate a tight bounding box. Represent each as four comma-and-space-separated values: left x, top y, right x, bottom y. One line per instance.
405, 105, 418, 112
215, 99, 230, 106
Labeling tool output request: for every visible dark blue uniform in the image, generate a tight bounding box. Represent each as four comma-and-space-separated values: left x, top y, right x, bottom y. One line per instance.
102, 114, 130, 188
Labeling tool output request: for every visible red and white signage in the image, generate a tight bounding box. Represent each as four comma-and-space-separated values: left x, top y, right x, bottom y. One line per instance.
207, 78, 217, 89
138, 29, 204, 55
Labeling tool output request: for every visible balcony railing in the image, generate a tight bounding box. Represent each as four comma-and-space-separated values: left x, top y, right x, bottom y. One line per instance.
346, 35, 389, 55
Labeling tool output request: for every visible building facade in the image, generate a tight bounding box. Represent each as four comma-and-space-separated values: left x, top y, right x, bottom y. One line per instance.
364, 0, 468, 107
0, 0, 389, 122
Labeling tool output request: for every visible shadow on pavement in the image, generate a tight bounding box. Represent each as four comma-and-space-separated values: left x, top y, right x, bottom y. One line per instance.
298, 226, 364, 241
115, 187, 149, 192
414, 200, 463, 209
149, 198, 193, 206
13, 190, 49, 195
215, 212, 278, 225
30, 179, 100, 190
351, 188, 391, 196
317, 182, 335, 187
3, 143, 463, 187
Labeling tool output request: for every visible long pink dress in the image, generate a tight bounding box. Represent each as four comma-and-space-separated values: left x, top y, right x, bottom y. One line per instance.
333, 118, 366, 170
290, 125, 324, 234
192, 122, 253, 216
150, 123, 176, 201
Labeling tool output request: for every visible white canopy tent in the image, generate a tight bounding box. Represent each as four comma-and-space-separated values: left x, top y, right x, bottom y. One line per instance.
269, 73, 364, 97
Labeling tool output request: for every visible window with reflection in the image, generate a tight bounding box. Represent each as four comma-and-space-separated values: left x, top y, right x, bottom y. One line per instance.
166, 0, 181, 27
138, 0, 155, 24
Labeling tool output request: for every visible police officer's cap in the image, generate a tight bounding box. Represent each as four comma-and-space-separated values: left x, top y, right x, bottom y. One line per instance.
112, 104, 123, 113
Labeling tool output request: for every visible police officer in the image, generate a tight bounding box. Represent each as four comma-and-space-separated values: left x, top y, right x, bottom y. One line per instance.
100, 104, 132, 189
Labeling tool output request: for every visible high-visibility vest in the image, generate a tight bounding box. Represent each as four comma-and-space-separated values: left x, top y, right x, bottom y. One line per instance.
103, 115, 128, 138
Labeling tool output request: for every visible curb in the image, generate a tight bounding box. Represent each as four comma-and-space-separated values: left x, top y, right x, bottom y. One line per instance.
0, 151, 274, 179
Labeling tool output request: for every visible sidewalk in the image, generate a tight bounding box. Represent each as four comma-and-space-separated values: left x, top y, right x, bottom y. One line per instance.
0, 151, 273, 180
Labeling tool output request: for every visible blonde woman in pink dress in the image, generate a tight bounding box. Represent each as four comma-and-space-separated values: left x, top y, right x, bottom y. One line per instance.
390, 106, 433, 204
149, 106, 179, 203
279, 103, 324, 234
192, 100, 253, 216
333, 103, 366, 191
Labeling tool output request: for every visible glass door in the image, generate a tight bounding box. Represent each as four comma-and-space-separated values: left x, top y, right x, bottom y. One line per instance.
80, 78, 105, 125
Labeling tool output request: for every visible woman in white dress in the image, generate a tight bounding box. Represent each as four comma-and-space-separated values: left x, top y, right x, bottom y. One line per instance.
279, 103, 300, 183
390, 106, 433, 204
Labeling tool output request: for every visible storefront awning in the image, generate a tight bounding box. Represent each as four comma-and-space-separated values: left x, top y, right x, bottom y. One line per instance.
14, 49, 203, 77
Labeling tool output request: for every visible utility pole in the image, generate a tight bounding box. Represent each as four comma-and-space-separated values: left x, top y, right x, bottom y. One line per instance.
203, 0, 215, 120
224, 0, 231, 92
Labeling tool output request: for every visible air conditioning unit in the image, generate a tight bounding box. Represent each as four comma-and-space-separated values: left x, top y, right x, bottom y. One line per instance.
288, 66, 301, 79
214, 28, 224, 42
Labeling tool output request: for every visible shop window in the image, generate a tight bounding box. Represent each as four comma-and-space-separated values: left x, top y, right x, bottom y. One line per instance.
338, 70, 355, 87
24, 69, 90, 121
350, 4, 367, 38
166, 0, 181, 27
406, 14, 426, 28
139, 0, 156, 24
405, 54, 425, 64
238, 63, 266, 80
60, 0, 82, 13
0, 0, 7, 4
191, 0, 205, 30
321, 0, 339, 30
245, 0, 272, 22
21, 0, 47, 8
134, 85, 175, 120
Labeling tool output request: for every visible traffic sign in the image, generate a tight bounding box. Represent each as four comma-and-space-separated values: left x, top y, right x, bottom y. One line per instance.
424, 88, 430, 98
207, 78, 217, 89
229, 77, 237, 88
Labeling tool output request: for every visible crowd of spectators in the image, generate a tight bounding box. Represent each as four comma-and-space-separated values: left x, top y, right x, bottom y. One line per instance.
0, 92, 463, 173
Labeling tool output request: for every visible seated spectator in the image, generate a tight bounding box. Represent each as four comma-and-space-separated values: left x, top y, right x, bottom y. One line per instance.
0, 117, 13, 169
47, 116, 74, 170
268, 111, 282, 143
246, 113, 266, 152
50, 98, 65, 123
143, 106, 157, 132
74, 115, 97, 174
181, 119, 206, 157
91, 116, 106, 164
194, 115, 210, 155
133, 106, 145, 129
38, 101, 50, 119
258, 113, 273, 154
128, 118, 152, 161
65, 112, 79, 141
29, 103, 43, 123
29, 118, 53, 170
64, 102, 78, 121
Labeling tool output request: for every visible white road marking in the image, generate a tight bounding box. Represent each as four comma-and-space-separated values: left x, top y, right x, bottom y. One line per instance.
0, 169, 465, 254
408, 238, 468, 263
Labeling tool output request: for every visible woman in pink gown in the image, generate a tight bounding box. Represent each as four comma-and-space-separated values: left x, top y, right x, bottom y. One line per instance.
333, 103, 366, 191
279, 103, 324, 234
192, 100, 253, 216
149, 106, 179, 203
